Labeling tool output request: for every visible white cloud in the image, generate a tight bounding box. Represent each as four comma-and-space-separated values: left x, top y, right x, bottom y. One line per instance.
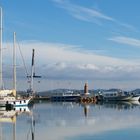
3, 41, 140, 82
77, 64, 99, 70
4, 41, 140, 79
109, 36, 140, 47
52, 0, 114, 24
52, 0, 136, 33
13, 41, 139, 66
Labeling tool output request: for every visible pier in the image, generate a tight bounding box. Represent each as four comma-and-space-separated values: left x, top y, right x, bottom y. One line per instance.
32, 82, 97, 103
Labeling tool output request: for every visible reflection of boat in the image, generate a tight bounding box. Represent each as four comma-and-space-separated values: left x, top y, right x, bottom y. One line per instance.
0, 110, 16, 123
51, 91, 80, 101
129, 100, 140, 105
0, 106, 31, 140
97, 100, 140, 110
0, 106, 31, 123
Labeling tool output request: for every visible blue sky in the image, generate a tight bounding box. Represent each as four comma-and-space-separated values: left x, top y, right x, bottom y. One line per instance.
1, 0, 140, 90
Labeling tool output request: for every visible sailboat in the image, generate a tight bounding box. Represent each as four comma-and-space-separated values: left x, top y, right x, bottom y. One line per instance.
0, 7, 32, 107
0, 32, 32, 107
0, 8, 14, 97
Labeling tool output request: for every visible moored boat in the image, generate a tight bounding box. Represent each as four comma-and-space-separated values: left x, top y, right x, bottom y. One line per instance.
51, 91, 80, 101
98, 90, 140, 102
0, 95, 32, 107
0, 9, 33, 107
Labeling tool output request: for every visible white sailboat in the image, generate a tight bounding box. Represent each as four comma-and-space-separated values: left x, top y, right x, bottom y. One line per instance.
0, 7, 32, 107
0, 32, 32, 107
0, 7, 13, 96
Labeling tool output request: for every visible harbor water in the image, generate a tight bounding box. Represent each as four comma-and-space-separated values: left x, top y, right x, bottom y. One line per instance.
1, 101, 140, 140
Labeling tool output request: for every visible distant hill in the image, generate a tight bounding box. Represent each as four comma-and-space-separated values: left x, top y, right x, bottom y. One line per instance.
131, 89, 140, 94
37, 88, 122, 96
17, 88, 140, 97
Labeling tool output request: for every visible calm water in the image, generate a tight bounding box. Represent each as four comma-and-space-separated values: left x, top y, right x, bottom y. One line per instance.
1, 101, 140, 140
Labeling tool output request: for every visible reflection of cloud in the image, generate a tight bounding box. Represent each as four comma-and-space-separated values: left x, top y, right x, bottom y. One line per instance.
33, 104, 140, 140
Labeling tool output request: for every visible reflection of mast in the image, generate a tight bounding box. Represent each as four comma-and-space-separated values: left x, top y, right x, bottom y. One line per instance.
31, 114, 35, 140
0, 123, 3, 140
13, 121, 16, 140
28, 105, 35, 140
26, 108, 35, 140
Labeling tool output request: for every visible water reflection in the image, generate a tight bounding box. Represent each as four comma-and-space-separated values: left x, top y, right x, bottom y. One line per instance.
97, 100, 140, 110
1, 101, 140, 140
0, 106, 31, 140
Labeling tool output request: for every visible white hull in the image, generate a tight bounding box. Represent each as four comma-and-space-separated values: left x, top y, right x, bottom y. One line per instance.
103, 95, 133, 101
10, 98, 32, 107
130, 95, 140, 101
0, 97, 32, 107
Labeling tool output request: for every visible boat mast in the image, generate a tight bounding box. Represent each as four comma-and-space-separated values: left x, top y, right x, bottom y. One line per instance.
0, 7, 3, 89
13, 32, 16, 97
30, 49, 35, 93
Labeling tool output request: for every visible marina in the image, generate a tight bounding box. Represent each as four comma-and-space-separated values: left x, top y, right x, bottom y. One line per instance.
33, 82, 140, 104
0, 1, 140, 140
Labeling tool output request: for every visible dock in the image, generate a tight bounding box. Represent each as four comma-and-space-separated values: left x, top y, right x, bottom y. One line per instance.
32, 82, 97, 104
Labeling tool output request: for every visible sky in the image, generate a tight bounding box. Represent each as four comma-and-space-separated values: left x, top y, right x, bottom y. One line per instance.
1, 0, 140, 91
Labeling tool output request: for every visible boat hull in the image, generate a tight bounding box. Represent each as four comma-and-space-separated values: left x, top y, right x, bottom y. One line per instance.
51, 95, 80, 101
102, 94, 140, 102
103, 95, 133, 101
130, 95, 140, 101
0, 97, 32, 107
